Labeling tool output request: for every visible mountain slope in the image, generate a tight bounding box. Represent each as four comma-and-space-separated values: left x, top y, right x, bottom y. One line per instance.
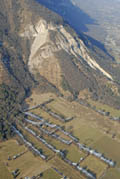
0, 0, 120, 108
37, 0, 120, 62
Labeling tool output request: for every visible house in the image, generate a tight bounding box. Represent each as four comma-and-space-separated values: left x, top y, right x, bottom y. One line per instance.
12, 169, 20, 178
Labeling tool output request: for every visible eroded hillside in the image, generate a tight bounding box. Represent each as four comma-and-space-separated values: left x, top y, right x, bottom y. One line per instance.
0, 0, 120, 107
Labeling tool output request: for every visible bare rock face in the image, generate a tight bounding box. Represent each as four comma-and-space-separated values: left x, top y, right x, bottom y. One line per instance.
20, 17, 113, 92
27, 20, 113, 78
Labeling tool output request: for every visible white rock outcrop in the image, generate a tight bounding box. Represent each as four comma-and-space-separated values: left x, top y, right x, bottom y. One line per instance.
20, 19, 113, 80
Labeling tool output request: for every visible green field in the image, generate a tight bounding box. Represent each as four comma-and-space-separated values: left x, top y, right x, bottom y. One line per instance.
74, 125, 104, 146
18, 125, 54, 159
43, 134, 86, 163
42, 168, 61, 179
9, 152, 50, 178
0, 140, 26, 161
0, 162, 12, 179
103, 168, 120, 179
0, 140, 50, 178
24, 94, 120, 179
46, 98, 74, 119
50, 157, 85, 179
26, 92, 55, 108
30, 108, 62, 125
88, 99, 120, 118
81, 155, 107, 178
56, 130, 74, 140
44, 134, 68, 150
92, 135, 120, 167
66, 144, 86, 163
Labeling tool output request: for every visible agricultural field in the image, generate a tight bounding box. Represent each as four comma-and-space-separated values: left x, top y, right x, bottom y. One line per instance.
50, 156, 85, 179
43, 134, 68, 150
44, 134, 86, 163
56, 130, 73, 140
88, 99, 120, 118
0, 162, 12, 179
0, 140, 26, 161
73, 125, 104, 146
28, 125, 42, 136
24, 95, 120, 177
1, 94, 120, 179
46, 97, 74, 119
80, 155, 108, 178
0, 140, 50, 178
17, 125, 54, 159
25, 92, 55, 107
8, 152, 49, 178
66, 144, 86, 163
103, 168, 120, 179
92, 135, 120, 167
29, 108, 62, 126
42, 168, 61, 179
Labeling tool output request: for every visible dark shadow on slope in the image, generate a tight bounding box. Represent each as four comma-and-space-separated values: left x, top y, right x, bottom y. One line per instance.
35, 0, 96, 32
78, 32, 115, 61
35, 0, 115, 61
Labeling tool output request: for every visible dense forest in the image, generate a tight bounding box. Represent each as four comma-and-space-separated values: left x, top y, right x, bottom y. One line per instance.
0, 84, 21, 140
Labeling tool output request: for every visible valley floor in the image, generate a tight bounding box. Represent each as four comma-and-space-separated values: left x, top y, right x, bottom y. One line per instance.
1, 92, 120, 179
